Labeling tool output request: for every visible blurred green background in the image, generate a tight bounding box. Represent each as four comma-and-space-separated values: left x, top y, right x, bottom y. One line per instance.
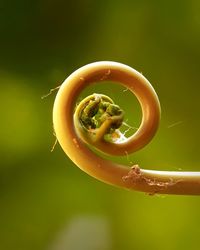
1, 0, 200, 249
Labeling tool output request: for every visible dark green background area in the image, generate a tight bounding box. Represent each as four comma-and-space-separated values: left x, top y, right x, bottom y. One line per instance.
1, 1, 200, 250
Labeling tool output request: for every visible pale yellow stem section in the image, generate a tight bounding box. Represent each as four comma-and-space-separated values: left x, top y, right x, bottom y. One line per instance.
53, 61, 200, 195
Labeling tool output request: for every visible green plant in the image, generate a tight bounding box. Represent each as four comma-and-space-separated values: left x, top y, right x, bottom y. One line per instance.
53, 61, 200, 195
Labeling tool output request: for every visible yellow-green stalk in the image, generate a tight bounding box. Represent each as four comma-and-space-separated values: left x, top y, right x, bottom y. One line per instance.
53, 61, 200, 195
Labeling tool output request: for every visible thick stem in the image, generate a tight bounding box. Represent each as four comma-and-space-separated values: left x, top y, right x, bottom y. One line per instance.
53, 61, 200, 195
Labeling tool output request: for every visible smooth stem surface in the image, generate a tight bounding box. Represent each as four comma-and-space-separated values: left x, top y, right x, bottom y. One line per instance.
53, 61, 200, 195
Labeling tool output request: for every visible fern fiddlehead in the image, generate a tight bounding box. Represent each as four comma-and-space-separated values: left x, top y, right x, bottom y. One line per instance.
53, 61, 200, 195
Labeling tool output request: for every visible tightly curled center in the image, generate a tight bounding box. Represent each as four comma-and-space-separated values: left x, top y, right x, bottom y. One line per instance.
77, 94, 125, 142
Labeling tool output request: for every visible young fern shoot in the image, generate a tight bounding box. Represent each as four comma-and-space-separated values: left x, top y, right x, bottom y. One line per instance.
53, 61, 200, 195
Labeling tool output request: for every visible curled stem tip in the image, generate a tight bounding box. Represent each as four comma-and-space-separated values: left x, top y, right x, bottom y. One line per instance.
74, 93, 125, 145
53, 61, 200, 195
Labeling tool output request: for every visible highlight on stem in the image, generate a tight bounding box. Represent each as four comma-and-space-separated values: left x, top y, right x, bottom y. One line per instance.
53, 61, 200, 195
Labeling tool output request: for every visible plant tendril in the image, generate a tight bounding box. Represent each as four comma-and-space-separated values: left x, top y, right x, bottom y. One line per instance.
53, 61, 200, 195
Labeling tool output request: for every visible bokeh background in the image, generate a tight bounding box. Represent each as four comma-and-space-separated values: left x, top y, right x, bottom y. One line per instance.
1, 0, 200, 249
